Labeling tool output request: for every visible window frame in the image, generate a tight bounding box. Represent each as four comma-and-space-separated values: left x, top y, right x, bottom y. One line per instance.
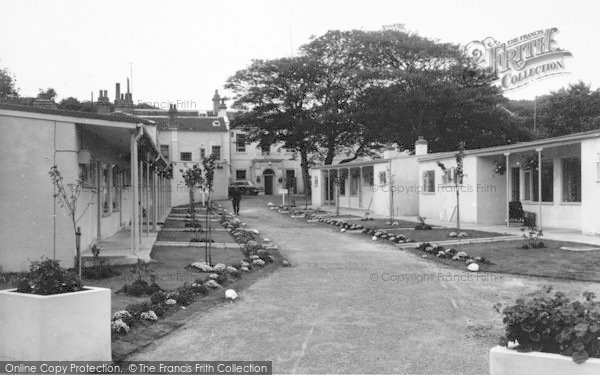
180, 152, 192, 162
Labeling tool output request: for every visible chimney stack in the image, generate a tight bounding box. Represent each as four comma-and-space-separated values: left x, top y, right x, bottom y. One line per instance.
415, 136, 428, 155
212, 89, 220, 116
168, 104, 178, 128
115, 83, 121, 104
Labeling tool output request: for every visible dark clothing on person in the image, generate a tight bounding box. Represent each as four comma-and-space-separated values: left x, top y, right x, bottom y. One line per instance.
229, 187, 242, 215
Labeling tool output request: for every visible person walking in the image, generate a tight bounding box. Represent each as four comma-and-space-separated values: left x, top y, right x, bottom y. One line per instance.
229, 186, 242, 215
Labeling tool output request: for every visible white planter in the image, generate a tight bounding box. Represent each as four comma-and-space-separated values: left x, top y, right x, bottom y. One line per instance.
490, 346, 600, 375
0, 286, 111, 361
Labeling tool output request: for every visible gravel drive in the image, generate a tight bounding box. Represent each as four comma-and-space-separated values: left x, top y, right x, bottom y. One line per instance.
130, 196, 600, 374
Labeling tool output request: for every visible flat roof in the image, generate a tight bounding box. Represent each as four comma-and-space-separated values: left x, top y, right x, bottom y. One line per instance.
0, 103, 153, 125
417, 129, 600, 162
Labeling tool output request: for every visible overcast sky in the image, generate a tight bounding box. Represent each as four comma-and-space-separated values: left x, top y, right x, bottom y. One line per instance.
1, 0, 598, 111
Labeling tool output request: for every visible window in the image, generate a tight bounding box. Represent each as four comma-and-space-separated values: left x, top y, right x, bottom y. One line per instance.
261, 144, 270, 155
236, 170, 247, 180
363, 166, 374, 186
200, 148, 205, 159
423, 170, 435, 193
524, 170, 531, 200
101, 164, 110, 214
562, 158, 581, 202
211, 146, 221, 160
112, 167, 120, 211
339, 170, 347, 196
350, 169, 360, 195
235, 134, 246, 152
531, 161, 553, 202
378, 171, 386, 185
180, 152, 192, 161
160, 145, 169, 160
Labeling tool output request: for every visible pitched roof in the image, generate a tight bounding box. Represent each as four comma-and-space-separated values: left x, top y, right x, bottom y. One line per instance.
151, 116, 227, 132
0, 103, 153, 124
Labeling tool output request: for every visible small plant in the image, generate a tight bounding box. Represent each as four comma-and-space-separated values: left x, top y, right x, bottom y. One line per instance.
521, 225, 544, 249
414, 216, 432, 230
16, 258, 83, 295
495, 287, 600, 364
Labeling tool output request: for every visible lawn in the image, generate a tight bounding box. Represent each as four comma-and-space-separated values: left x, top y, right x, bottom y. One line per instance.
396, 227, 508, 242
407, 239, 600, 281
157, 230, 236, 243
354, 218, 423, 229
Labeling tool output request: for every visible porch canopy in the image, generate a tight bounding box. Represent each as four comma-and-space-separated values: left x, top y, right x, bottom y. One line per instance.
77, 115, 169, 256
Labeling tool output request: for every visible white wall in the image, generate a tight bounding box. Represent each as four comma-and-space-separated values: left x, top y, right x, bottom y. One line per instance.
162, 128, 230, 206
578, 139, 599, 234
418, 156, 479, 225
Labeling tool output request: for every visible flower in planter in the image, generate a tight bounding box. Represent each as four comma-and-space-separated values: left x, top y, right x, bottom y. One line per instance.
111, 319, 130, 334
249, 255, 260, 260
226, 266, 238, 274
449, 232, 458, 237
165, 298, 177, 305
458, 232, 469, 238
191, 262, 212, 272
240, 260, 250, 268
241, 266, 250, 272
208, 273, 219, 280
140, 310, 158, 321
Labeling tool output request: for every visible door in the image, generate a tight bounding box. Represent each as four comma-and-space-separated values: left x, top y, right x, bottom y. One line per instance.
511, 167, 520, 201
264, 175, 273, 195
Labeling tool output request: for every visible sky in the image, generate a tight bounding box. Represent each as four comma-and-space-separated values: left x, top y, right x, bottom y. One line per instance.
1, 0, 599, 111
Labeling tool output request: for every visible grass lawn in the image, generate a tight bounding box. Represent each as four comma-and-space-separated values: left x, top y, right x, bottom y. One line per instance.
355, 218, 421, 229
157, 231, 236, 243
395, 227, 508, 242
407, 239, 600, 282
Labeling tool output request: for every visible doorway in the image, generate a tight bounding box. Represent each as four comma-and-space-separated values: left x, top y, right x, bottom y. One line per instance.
263, 169, 275, 195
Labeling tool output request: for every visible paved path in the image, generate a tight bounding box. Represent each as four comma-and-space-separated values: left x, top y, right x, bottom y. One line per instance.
131, 196, 600, 374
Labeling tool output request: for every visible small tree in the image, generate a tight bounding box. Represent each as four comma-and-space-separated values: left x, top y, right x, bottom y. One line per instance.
201, 156, 216, 265
49, 165, 90, 278
437, 141, 466, 231
181, 164, 204, 237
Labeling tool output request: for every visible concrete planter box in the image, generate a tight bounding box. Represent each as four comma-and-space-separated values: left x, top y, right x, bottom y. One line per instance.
0, 286, 111, 360
490, 346, 600, 375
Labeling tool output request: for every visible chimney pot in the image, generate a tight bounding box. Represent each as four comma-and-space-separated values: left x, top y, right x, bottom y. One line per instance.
415, 136, 428, 155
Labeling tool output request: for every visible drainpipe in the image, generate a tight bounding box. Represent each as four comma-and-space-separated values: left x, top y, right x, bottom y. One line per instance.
536, 148, 543, 230
146, 152, 150, 236
505, 153, 510, 227
131, 126, 143, 256
388, 160, 393, 222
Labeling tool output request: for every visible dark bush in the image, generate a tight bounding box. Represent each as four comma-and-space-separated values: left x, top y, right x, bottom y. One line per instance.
174, 286, 195, 306
496, 287, 600, 364
150, 304, 165, 317
150, 291, 166, 305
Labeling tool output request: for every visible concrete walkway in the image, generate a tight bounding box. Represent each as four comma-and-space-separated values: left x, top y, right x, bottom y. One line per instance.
130, 196, 600, 374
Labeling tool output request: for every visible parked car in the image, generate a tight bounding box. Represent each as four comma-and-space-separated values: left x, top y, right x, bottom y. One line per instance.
229, 180, 262, 195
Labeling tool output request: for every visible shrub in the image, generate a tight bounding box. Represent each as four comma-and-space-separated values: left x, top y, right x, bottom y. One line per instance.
496, 287, 600, 364
174, 286, 195, 306
150, 291, 166, 305
16, 258, 83, 295
125, 302, 152, 318
150, 304, 165, 317
118, 280, 162, 297
414, 216, 432, 230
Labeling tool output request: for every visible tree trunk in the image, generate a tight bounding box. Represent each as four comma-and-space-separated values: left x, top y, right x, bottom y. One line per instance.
324, 137, 336, 165
300, 145, 311, 200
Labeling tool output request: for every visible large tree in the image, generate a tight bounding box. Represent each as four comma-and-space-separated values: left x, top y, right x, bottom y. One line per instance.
536, 81, 600, 137
0, 66, 18, 100
225, 57, 319, 196
301, 26, 471, 162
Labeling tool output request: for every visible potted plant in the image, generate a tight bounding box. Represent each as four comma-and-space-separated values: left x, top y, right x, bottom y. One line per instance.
0, 258, 111, 360
490, 287, 600, 375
